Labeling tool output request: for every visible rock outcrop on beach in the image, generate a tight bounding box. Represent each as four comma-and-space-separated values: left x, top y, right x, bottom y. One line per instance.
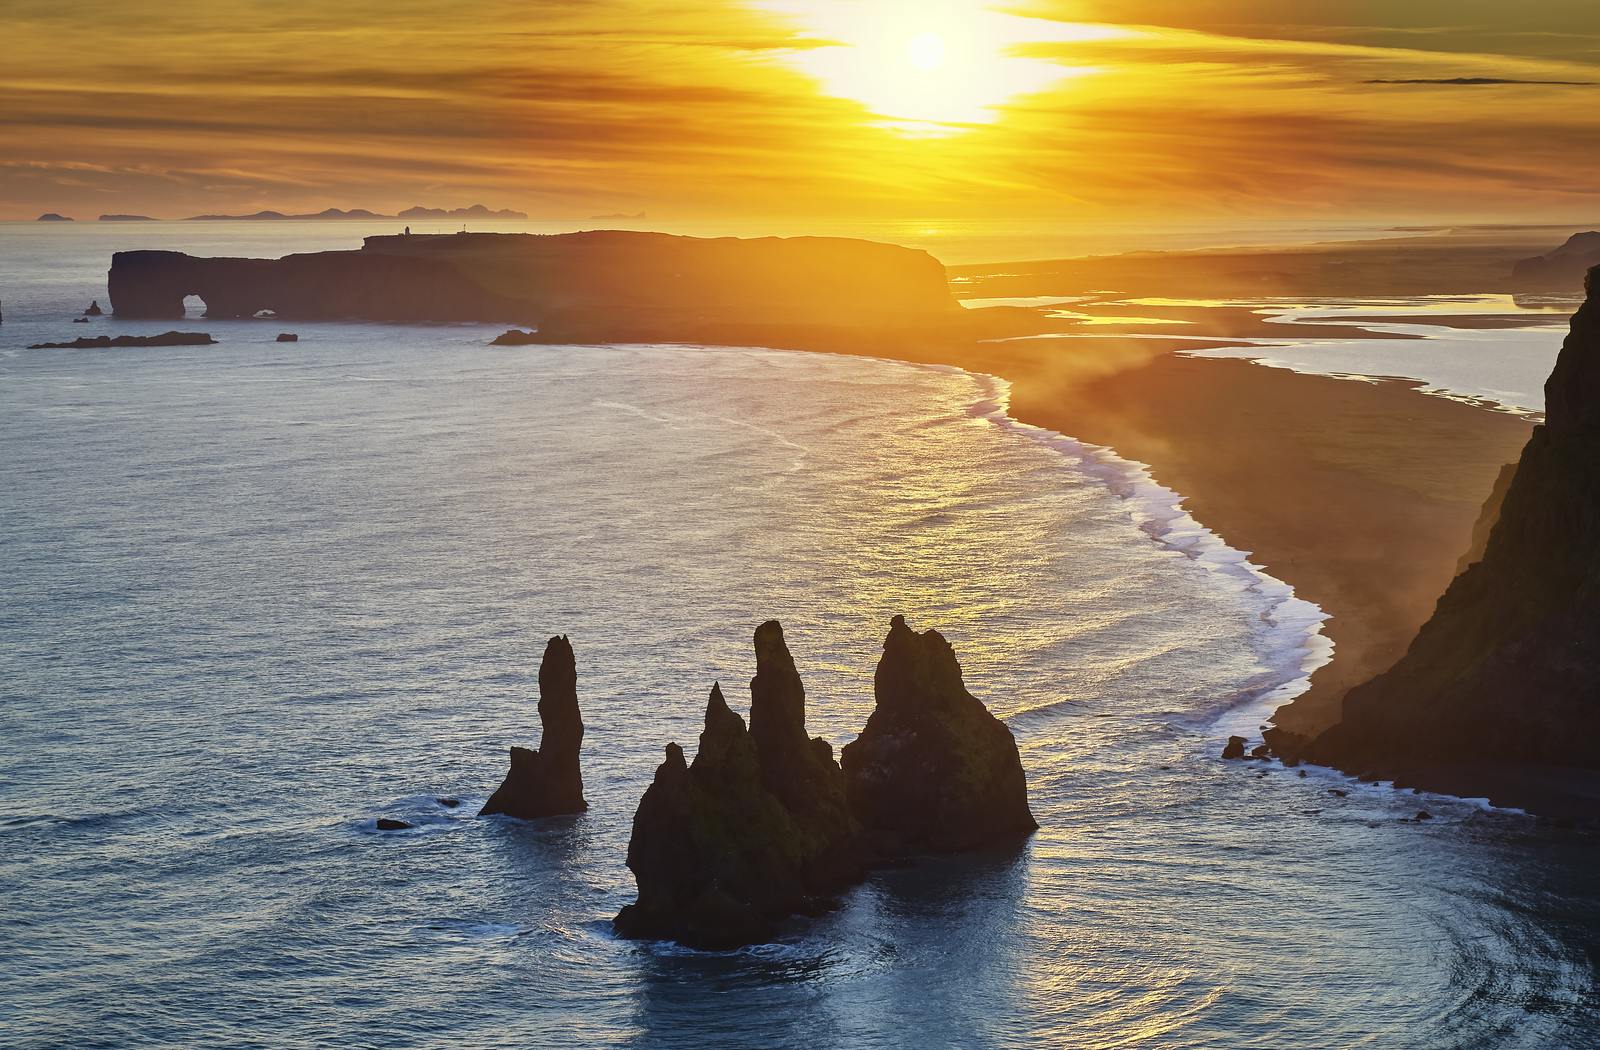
1511, 232, 1600, 292
841, 616, 1037, 853
106, 231, 957, 341
480, 636, 587, 819
27, 331, 215, 349
614, 621, 862, 949
1282, 267, 1600, 811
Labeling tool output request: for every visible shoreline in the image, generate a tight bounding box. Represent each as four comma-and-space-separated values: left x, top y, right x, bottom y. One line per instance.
760, 327, 1534, 749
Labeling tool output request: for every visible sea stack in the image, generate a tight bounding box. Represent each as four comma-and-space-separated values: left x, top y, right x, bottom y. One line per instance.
480, 635, 587, 819
614, 621, 862, 949
1281, 267, 1600, 812
841, 616, 1037, 854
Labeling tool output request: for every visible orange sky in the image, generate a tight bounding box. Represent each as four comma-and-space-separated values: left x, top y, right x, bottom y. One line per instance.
3, 0, 1599, 226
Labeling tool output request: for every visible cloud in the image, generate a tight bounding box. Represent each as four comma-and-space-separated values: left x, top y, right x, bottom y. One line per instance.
1365, 77, 1595, 85
3, 0, 1600, 223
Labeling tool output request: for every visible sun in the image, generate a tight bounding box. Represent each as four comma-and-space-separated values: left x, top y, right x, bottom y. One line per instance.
905, 31, 947, 73
749, 0, 1122, 134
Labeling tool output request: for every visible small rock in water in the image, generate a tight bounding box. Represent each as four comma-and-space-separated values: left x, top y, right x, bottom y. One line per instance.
375, 818, 412, 831
1250, 744, 1271, 760
84, 300, 103, 316
1416, 810, 1432, 821
1221, 736, 1247, 760
490, 328, 540, 346
1297, 770, 1308, 778
72, 317, 89, 323
276, 332, 298, 342
436, 797, 460, 808
1329, 788, 1349, 797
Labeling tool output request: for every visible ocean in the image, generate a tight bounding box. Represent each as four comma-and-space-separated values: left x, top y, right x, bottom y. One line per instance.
2, 223, 1597, 1048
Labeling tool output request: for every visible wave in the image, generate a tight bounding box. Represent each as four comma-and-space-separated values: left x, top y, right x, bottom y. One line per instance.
910, 362, 1332, 736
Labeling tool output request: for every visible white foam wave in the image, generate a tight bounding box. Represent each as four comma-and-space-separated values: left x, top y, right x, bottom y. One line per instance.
916, 363, 1332, 737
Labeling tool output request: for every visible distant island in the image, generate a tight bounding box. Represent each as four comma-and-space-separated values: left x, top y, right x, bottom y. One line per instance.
181, 204, 528, 222
36, 212, 73, 222
99, 214, 157, 222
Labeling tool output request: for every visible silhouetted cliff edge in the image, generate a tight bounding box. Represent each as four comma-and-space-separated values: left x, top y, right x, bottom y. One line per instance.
1271, 267, 1600, 815
107, 231, 957, 337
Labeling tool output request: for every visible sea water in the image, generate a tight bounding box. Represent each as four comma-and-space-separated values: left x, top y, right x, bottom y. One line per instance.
2, 224, 1597, 1048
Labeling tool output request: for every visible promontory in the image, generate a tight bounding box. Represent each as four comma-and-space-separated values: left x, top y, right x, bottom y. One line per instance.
107, 231, 958, 342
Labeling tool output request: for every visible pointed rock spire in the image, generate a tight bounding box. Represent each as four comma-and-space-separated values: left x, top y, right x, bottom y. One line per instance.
615, 625, 862, 949
479, 635, 587, 819
841, 615, 1037, 854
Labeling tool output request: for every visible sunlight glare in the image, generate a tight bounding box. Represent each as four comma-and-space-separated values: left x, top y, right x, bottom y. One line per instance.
906, 32, 947, 72
749, 0, 1126, 134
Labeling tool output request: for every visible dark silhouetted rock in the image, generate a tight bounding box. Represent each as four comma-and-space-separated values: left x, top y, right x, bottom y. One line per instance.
99, 214, 157, 222
1292, 269, 1600, 814
1221, 736, 1247, 760
490, 329, 539, 345
375, 818, 412, 830
276, 332, 298, 342
83, 300, 103, 316
1250, 744, 1271, 760
1416, 810, 1432, 821
614, 623, 862, 949
480, 636, 587, 820
840, 616, 1037, 855
36, 213, 73, 222
28, 331, 215, 349
107, 232, 957, 341
1329, 788, 1348, 797
436, 797, 460, 808
71, 317, 88, 323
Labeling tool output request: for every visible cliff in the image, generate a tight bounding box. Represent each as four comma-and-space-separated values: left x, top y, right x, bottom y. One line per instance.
480, 636, 587, 819
107, 231, 958, 337
1282, 267, 1600, 813
1511, 232, 1600, 292
841, 616, 1037, 853
613, 622, 862, 949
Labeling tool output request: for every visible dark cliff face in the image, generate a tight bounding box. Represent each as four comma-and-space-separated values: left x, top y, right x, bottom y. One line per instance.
614, 623, 862, 950
108, 231, 958, 333
1296, 268, 1600, 800
480, 636, 587, 819
841, 616, 1037, 853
